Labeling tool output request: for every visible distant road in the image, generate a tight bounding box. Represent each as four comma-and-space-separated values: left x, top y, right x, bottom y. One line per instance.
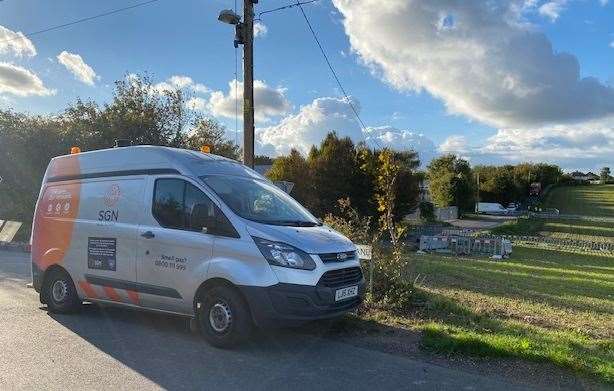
0, 250, 537, 391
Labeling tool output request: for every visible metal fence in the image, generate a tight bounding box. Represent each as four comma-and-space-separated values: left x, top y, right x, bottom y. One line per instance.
494, 234, 614, 255
419, 235, 512, 258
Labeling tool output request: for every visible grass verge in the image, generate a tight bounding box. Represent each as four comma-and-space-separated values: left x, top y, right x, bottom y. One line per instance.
544, 185, 614, 217
355, 246, 614, 384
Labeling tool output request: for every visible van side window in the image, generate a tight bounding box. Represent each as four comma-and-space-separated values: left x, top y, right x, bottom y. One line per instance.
184, 183, 215, 232
153, 178, 238, 238
152, 179, 185, 229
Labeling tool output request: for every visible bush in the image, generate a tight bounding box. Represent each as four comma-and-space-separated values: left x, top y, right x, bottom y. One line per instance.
324, 198, 415, 310
323, 198, 373, 245
419, 201, 435, 222
370, 252, 415, 310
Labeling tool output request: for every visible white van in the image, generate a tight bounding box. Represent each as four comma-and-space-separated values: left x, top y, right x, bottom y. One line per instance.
31, 146, 365, 347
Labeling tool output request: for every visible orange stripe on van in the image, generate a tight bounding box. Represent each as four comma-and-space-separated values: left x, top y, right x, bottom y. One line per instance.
126, 290, 140, 305
78, 281, 98, 299
32, 154, 81, 270
103, 286, 122, 302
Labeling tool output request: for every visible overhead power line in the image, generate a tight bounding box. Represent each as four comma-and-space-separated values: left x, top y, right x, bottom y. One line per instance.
295, 1, 381, 149
0, 0, 161, 45
256, 0, 318, 20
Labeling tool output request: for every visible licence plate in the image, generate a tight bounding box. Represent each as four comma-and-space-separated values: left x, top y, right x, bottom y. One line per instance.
335, 285, 358, 301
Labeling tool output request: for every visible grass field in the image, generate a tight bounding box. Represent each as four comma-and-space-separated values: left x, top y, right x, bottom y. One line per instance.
355, 247, 614, 384
350, 186, 614, 384
492, 217, 614, 244
544, 185, 614, 217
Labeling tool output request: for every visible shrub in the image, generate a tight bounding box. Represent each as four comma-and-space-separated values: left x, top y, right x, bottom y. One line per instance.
324, 197, 415, 310
419, 201, 435, 222
323, 198, 373, 245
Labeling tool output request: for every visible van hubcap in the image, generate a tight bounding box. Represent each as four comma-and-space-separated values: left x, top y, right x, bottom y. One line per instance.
51, 280, 68, 302
209, 301, 232, 333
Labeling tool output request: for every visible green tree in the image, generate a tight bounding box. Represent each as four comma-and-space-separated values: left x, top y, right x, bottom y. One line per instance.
359, 146, 419, 222
267, 149, 315, 210
254, 155, 274, 165
533, 163, 562, 187
426, 154, 475, 213
0, 111, 65, 225
475, 165, 517, 206
185, 117, 241, 160
103, 73, 190, 147
600, 167, 611, 182
307, 132, 370, 217
371, 148, 415, 304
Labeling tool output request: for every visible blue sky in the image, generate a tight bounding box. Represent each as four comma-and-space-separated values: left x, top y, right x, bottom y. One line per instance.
0, 0, 613, 171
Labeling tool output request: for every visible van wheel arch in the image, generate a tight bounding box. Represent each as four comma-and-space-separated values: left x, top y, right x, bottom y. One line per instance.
40, 265, 71, 304
193, 278, 254, 322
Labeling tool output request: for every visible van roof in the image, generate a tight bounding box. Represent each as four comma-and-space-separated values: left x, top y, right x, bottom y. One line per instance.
46, 145, 263, 182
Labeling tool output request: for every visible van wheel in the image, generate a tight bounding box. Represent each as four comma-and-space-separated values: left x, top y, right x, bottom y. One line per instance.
197, 285, 252, 348
42, 269, 81, 313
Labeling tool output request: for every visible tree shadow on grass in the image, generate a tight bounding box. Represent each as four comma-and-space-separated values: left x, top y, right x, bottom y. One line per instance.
509, 247, 614, 273
409, 289, 614, 384
419, 251, 614, 315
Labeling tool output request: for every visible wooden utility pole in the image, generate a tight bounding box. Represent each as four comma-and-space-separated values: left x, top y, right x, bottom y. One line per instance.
243, 0, 255, 169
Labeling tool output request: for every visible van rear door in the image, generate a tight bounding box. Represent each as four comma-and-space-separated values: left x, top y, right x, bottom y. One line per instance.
136, 176, 215, 314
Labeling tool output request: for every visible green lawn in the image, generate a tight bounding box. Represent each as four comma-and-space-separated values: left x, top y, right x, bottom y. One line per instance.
355, 247, 614, 384
343, 185, 614, 383
491, 217, 614, 245
544, 185, 614, 217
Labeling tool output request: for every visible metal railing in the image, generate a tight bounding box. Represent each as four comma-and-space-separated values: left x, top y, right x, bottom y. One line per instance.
419, 235, 512, 257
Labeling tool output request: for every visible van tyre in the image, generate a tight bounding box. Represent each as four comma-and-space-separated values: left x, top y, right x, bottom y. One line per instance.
42, 269, 81, 313
198, 285, 252, 348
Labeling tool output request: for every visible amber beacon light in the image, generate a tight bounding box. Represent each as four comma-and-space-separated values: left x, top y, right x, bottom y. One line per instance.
70, 146, 81, 154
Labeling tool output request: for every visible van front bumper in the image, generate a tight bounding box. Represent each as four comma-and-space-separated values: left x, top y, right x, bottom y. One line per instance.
239, 279, 366, 328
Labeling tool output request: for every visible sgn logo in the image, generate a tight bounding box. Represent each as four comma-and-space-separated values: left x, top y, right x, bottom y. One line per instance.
98, 210, 118, 221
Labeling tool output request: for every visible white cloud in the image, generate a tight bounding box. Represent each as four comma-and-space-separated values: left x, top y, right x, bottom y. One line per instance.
538, 1, 567, 21
599, 0, 608, 6
0, 25, 36, 57
0, 62, 54, 96
480, 120, 614, 168
363, 125, 437, 164
57, 51, 98, 85
257, 96, 361, 155
439, 135, 469, 154
186, 97, 208, 111
609, 41, 614, 49
257, 96, 436, 165
437, 119, 614, 171
209, 79, 291, 123
332, 0, 614, 129
152, 75, 210, 95
254, 22, 268, 38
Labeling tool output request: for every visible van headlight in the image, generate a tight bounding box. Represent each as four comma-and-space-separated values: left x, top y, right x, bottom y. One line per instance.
252, 237, 316, 270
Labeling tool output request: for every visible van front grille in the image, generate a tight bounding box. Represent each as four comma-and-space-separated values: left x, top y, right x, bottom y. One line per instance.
318, 267, 362, 288
318, 251, 357, 263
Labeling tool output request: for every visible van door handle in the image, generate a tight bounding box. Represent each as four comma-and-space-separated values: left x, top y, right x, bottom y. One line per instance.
141, 231, 155, 239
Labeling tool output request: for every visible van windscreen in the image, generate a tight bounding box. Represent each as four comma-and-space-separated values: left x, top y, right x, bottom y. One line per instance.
201, 176, 321, 227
